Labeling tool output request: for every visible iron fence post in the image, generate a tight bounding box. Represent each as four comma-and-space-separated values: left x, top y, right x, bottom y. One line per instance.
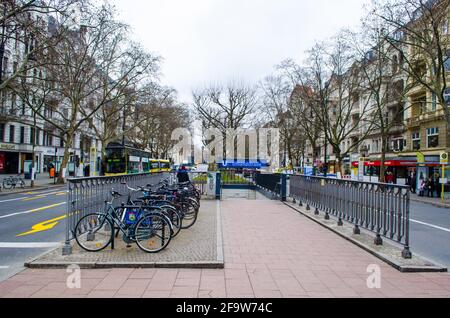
281, 174, 287, 202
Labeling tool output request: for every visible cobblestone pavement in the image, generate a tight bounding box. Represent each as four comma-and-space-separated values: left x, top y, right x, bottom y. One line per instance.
28, 200, 218, 266
1, 198, 450, 298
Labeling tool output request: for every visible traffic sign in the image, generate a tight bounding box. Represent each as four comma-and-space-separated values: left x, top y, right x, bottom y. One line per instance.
440, 152, 448, 164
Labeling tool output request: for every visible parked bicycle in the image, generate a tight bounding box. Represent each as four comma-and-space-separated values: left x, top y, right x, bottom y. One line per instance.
74, 190, 173, 253
2, 174, 25, 190
73, 177, 202, 253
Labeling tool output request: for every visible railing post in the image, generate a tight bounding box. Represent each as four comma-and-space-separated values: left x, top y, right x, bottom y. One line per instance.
62, 182, 73, 256
281, 174, 287, 202
402, 189, 412, 259
215, 171, 221, 200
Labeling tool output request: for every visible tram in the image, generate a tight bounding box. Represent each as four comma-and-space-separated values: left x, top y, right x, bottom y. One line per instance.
104, 142, 171, 176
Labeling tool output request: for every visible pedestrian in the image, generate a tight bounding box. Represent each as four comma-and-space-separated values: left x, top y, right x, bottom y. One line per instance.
419, 178, 426, 196
411, 172, 417, 193
426, 177, 433, 197
386, 171, 394, 184
177, 165, 190, 183
434, 173, 441, 198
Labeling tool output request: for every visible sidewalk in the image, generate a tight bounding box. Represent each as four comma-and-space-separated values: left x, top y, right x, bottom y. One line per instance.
0, 173, 64, 196
1, 198, 450, 298
410, 193, 450, 208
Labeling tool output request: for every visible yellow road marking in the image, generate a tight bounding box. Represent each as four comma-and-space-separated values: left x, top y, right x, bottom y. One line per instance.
21, 195, 46, 202
17, 215, 66, 237
29, 203, 66, 213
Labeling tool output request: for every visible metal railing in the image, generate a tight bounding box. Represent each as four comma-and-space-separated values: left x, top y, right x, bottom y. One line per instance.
255, 173, 281, 196
289, 175, 412, 259
62, 172, 168, 255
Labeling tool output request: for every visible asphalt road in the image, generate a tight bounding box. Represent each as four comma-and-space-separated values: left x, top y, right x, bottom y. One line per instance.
0, 186, 67, 281
409, 201, 450, 269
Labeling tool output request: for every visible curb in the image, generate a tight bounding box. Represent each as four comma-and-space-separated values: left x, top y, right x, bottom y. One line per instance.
283, 199, 447, 273
25, 261, 225, 269
0, 184, 66, 196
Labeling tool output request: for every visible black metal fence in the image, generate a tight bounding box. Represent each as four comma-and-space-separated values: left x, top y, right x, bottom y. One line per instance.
63, 172, 168, 255
289, 175, 412, 259
255, 173, 281, 194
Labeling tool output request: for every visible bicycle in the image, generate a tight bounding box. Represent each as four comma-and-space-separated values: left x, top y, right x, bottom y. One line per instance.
2, 174, 25, 190
74, 190, 173, 253
121, 182, 183, 238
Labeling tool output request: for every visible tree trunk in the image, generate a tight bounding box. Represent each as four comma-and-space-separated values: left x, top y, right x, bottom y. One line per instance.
31, 113, 37, 188
336, 153, 344, 179
57, 134, 72, 184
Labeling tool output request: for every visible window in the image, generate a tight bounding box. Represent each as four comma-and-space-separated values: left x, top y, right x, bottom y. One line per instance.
392, 55, 398, 74
0, 123, 4, 142
412, 132, 420, 150
392, 138, 404, 151
30, 127, 35, 145
426, 127, 439, 148
9, 125, 15, 143
20, 127, 25, 144
443, 19, 449, 35
432, 93, 437, 111
2, 56, 8, 74
445, 88, 450, 106
412, 94, 427, 116
445, 50, 450, 72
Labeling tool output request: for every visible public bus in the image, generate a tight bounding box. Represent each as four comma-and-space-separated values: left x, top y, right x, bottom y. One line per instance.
104, 142, 172, 176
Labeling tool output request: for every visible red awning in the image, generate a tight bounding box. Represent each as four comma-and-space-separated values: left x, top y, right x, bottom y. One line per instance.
351, 160, 417, 167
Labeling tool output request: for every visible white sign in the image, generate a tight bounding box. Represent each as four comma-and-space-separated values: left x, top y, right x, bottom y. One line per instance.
439, 178, 448, 184
196, 164, 208, 172
129, 156, 140, 162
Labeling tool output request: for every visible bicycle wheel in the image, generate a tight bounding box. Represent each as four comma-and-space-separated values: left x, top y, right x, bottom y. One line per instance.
74, 213, 113, 252
135, 213, 172, 253
19, 179, 25, 188
180, 201, 198, 229
159, 205, 182, 237
2, 179, 12, 190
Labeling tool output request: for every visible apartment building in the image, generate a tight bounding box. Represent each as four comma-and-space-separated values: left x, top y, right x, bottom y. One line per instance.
0, 7, 102, 176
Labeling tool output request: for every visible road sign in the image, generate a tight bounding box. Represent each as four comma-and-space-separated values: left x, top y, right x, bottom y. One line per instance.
440, 152, 448, 164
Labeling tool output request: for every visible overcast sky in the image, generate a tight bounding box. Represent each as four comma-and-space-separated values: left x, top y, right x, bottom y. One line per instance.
111, 0, 368, 105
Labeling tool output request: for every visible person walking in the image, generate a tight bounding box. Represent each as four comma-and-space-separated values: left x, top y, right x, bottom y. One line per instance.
419, 178, 426, 197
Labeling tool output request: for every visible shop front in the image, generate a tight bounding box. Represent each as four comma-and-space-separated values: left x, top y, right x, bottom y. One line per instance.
351, 159, 417, 185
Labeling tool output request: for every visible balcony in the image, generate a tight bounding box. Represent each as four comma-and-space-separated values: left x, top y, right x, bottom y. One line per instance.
407, 109, 446, 127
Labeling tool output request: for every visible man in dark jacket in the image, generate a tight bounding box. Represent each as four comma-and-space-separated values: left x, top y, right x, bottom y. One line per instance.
177, 166, 190, 183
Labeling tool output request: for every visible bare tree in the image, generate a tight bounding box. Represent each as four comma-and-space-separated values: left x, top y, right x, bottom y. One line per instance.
349, 23, 412, 182
277, 60, 324, 173
0, 0, 84, 93
298, 35, 375, 176
128, 87, 191, 159
193, 81, 258, 160
21, 4, 160, 183
260, 74, 304, 168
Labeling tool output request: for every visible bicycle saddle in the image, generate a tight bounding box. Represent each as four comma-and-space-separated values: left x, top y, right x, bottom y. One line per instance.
111, 190, 123, 198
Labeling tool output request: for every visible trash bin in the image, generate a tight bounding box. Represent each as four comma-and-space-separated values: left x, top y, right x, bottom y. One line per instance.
50, 167, 55, 178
